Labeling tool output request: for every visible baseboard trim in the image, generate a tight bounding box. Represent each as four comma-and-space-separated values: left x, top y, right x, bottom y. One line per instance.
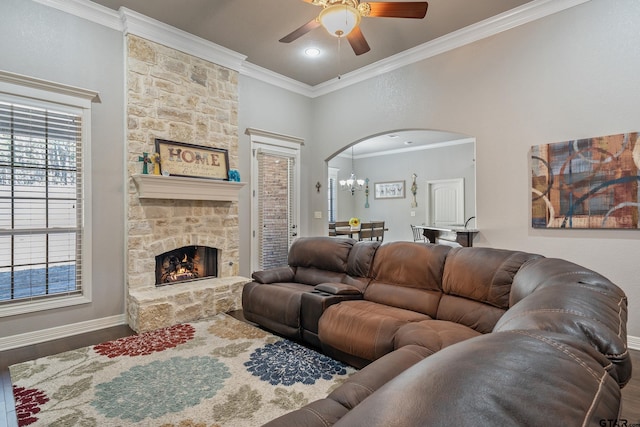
627, 335, 640, 351
0, 314, 127, 351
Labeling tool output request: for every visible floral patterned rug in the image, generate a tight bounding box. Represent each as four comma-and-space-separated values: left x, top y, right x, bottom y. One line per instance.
10, 313, 357, 427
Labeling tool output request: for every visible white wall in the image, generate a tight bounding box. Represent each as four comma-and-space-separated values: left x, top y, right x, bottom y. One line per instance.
306, 0, 640, 336
0, 0, 125, 336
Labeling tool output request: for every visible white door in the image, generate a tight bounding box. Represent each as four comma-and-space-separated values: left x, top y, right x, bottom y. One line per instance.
426, 178, 464, 226
248, 130, 302, 272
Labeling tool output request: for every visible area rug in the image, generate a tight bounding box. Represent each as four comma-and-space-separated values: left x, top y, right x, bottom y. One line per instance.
10, 313, 357, 426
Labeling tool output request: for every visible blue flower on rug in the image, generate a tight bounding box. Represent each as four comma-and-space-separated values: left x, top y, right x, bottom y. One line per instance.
92, 356, 230, 422
244, 340, 348, 386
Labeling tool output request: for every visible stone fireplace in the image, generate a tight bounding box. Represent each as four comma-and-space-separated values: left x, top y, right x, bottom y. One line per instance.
125, 35, 249, 333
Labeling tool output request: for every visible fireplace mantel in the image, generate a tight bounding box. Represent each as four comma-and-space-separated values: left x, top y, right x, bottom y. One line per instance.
132, 174, 246, 202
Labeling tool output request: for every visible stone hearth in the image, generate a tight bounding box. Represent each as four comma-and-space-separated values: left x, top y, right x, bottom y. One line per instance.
128, 276, 247, 333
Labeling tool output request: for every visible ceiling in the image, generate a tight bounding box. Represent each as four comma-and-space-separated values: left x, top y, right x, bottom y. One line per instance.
89, 0, 535, 86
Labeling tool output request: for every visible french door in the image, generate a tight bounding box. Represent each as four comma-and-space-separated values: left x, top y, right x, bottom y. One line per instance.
250, 133, 301, 272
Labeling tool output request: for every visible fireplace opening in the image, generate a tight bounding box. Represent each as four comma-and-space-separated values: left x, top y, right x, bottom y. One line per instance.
155, 246, 218, 286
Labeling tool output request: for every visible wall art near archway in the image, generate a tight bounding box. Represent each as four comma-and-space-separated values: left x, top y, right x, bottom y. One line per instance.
531, 132, 640, 229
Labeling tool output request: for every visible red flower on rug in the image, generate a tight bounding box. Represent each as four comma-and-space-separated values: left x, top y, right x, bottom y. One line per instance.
13, 385, 49, 426
94, 323, 196, 358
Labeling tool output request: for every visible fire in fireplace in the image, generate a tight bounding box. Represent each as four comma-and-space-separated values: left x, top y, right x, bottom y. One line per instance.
155, 246, 218, 286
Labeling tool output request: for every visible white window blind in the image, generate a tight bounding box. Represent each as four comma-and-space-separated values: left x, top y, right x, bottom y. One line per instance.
286, 156, 295, 248
0, 100, 83, 305
328, 167, 339, 223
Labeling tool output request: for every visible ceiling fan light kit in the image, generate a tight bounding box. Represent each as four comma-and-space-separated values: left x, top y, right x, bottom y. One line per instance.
319, 3, 361, 37
282, 0, 428, 56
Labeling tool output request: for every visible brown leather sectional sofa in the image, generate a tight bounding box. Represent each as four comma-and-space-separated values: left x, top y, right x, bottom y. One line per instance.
242, 237, 631, 426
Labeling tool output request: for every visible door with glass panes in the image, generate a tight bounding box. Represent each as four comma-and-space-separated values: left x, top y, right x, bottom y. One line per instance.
252, 145, 299, 271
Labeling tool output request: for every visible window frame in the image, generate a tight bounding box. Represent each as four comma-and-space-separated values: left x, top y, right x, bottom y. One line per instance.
0, 71, 97, 317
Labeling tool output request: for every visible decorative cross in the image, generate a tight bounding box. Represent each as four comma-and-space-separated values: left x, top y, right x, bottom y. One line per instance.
138, 152, 152, 174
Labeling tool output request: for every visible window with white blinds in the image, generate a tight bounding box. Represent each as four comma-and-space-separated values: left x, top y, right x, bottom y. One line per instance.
0, 72, 94, 316
328, 167, 339, 223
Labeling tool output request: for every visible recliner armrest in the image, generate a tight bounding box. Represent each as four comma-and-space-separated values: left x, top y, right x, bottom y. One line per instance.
251, 266, 295, 284
315, 282, 362, 295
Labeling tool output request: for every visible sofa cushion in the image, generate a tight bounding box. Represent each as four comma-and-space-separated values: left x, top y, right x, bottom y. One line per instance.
251, 266, 294, 284
496, 257, 631, 387
346, 240, 380, 278
318, 300, 430, 362
364, 242, 451, 317
241, 281, 311, 339
262, 398, 350, 427
288, 236, 354, 273
294, 267, 347, 286
394, 319, 482, 355
438, 247, 542, 332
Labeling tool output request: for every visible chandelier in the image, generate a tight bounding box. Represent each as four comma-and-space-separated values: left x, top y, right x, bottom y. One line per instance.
340, 146, 365, 195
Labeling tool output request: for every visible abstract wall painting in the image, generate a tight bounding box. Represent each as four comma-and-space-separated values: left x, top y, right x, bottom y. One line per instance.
531, 132, 640, 229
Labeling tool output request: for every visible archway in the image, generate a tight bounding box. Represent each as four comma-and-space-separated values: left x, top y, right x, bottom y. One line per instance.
326, 129, 476, 242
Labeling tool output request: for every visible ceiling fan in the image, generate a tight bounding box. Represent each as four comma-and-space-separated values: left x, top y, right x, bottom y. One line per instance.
279, 0, 429, 56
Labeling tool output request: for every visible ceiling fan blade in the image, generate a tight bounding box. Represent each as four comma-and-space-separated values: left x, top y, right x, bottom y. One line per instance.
279, 18, 321, 43
366, 2, 428, 19
347, 26, 371, 56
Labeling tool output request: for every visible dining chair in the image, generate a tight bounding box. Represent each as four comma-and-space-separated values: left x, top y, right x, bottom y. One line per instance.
358, 222, 373, 240
370, 221, 385, 242
330, 221, 353, 237
411, 224, 426, 242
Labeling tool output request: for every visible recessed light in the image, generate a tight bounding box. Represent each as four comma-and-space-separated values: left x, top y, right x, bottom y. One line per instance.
388, 134, 399, 138
404, 141, 414, 145
305, 48, 321, 57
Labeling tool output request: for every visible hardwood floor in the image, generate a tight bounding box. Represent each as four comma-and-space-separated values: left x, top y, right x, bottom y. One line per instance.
623, 349, 640, 423
1, 319, 639, 426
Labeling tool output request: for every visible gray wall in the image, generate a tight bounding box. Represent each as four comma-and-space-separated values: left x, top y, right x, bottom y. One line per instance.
330, 142, 476, 242
237, 76, 313, 277
0, 0, 125, 337
306, 0, 640, 336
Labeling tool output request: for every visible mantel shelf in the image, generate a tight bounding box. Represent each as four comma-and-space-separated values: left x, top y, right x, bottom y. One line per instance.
132, 174, 246, 202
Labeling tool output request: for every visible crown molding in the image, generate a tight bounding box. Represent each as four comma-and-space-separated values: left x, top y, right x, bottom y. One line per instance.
355, 137, 475, 160
310, 0, 591, 97
240, 62, 314, 98
119, 8, 247, 73
33, 0, 590, 98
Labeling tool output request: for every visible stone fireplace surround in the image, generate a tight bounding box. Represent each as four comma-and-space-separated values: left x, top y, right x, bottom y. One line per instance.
125, 35, 250, 333
127, 223, 249, 333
